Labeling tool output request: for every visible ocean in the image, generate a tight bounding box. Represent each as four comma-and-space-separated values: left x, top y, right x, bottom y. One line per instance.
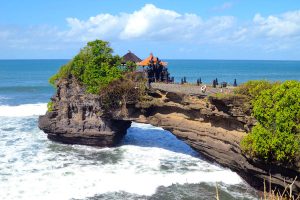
166, 59, 300, 84
0, 59, 299, 200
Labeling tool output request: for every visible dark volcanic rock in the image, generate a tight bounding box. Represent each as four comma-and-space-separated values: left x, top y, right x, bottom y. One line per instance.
39, 76, 131, 147
39, 77, 300, 194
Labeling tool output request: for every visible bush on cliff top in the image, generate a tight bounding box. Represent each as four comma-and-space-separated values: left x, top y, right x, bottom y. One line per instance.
49, 40, 122, 94
241, 80, 300, 163
234, 80, 277, 99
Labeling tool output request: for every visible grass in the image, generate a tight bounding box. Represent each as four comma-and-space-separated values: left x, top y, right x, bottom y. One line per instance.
261, 176, 299, 200
215, 177, 299, 200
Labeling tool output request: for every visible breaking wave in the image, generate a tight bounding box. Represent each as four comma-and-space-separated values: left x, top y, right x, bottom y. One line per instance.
0, 103, 47, 117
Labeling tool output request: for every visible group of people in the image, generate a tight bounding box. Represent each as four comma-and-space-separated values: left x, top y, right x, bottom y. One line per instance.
213, 78, 238, 87
180, 77, 238, 88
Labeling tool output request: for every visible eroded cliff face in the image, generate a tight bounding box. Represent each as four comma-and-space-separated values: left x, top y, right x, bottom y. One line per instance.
39, 76, 131, 147
39, 77, 300, 194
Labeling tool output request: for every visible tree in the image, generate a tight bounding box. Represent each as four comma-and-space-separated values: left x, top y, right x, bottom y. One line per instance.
124, 61, 138, 72
49, 40, 123, 94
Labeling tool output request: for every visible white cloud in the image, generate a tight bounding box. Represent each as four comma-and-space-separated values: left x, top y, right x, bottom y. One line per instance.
248, 10, 300, 52
121, 4, 181, 39
253, 10, 300, 38
0, 4, 245, 51
62, 4, 236, 43
203, 16, 236, 34
1, 4, 300, 59
120, 4, 201, 40
64, 14, 126, 42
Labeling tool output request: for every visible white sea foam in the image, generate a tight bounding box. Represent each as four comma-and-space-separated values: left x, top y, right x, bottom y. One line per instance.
0, 116, 255, 200
0, 103, 47, 117
131, 122, 164, 130
0, 145, 243, 200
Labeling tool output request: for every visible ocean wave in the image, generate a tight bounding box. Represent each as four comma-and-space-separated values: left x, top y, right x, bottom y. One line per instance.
0, 96, 11, 100
0, 144, 244, 199
0, 117, 254, 199
0, 96, 11, 105
0, 103, 47, 117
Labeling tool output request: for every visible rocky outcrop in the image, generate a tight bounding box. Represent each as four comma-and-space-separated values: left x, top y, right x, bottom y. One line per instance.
38, 76, 131, 147
39, 77, 300, 194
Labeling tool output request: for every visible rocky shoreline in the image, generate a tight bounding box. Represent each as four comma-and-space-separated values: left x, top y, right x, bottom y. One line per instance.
39, 76, 299, 194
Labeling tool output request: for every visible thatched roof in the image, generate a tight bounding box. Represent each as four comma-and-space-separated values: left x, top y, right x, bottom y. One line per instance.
122, 51, 142, 64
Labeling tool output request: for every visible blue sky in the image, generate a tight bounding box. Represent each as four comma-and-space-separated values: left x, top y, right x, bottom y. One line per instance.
0, 0, 300, 59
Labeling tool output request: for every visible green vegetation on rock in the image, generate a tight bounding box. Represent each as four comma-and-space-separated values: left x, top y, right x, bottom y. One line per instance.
241, 80, 300, 164
49, 39, 147, 114
49, 40, 123, 94
47, 101, 54, 112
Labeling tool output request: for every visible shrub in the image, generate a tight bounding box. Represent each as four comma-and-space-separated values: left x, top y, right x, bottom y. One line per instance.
100, 72, 147, 116
49, 62, 72, 86
241, 80, 300, 163
49, 40, 122, 93
234, 80, 276, 100
124, 61, 138, 72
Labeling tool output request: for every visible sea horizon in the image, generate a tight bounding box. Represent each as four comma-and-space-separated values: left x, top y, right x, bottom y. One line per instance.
1, 58, 300, 62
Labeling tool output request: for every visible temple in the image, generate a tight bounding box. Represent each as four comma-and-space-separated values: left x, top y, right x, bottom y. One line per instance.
122, 52, 172, 84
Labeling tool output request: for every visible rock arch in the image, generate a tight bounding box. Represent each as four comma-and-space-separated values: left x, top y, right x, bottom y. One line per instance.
39, 77, 300, 194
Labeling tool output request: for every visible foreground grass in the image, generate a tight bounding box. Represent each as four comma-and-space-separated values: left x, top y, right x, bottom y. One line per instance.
215, 177, 299, 200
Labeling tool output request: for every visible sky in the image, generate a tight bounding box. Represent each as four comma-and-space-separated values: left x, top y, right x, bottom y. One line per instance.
0, 0, 300, 60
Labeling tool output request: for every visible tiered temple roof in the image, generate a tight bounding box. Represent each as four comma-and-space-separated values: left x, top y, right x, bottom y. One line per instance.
138, 53, 167, 67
